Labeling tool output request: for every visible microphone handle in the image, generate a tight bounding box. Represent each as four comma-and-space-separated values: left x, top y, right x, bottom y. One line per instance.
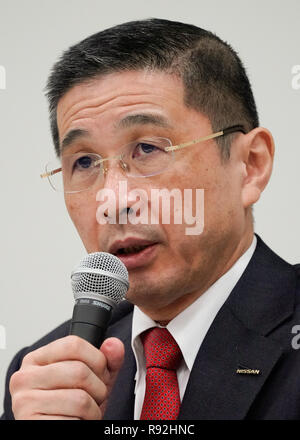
70, 298, 113, 347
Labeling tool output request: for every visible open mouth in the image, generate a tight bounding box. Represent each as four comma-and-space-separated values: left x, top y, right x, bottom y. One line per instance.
109, 240, 159, 269
115, 244, 150, 256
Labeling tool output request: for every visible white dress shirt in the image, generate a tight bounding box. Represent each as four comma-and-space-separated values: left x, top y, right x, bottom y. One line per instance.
131, 235, 257, 419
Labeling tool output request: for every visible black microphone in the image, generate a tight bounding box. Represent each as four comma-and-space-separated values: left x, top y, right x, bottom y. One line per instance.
69, 252, 129, 347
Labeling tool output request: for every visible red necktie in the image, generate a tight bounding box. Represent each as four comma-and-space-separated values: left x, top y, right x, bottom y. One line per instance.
140, 327, 182, 420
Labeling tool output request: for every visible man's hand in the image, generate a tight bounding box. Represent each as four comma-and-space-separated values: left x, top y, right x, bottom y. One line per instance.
9, 335, 124, 420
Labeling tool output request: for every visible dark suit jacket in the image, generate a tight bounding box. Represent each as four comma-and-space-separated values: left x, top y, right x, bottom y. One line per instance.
1, 235, 300, 420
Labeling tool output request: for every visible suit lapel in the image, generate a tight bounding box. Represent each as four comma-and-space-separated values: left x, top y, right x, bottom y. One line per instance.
179, 235, 297, 419
179, 304, 283, 419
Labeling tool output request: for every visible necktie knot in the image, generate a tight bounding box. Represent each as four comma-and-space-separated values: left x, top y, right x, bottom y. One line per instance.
141, 327, 182, 370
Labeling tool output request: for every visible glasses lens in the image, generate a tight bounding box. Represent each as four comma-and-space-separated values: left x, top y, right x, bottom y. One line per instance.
45, 153, 102, 193
44, 139, 174, 193
62, 153, 103, 193
122, 137, 174, 177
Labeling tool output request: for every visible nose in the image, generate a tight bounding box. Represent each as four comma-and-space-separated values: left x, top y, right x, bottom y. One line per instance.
95, 161, 144, 224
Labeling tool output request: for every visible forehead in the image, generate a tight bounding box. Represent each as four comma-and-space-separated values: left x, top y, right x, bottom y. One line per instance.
56, 71, 186, 137
57, 70, 185, 111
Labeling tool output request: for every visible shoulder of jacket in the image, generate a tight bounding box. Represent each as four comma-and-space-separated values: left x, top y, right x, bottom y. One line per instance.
294, 264, 300, 277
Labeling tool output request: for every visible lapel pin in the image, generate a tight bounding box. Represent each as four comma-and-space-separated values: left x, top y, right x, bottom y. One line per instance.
236, 366, 261, 375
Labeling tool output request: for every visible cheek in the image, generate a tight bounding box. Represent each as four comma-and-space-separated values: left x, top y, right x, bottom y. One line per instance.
204, 168, 244, 234
173, 157, 240, 234
65, 194, 99, 250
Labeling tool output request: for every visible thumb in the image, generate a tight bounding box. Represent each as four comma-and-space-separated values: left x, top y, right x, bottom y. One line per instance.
99, 337, 125, 415
100, 337, 125, 384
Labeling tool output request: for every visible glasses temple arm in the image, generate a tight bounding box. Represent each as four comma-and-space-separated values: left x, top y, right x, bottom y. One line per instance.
165, 125, 246, 152
40, 167, 62, 179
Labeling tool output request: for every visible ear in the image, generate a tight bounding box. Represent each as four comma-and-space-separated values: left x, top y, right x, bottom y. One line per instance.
240, 127, 275, 208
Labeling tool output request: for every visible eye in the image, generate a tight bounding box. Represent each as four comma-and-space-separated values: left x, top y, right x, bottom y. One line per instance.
132, 142, 161, 158
73, 155, 93, 171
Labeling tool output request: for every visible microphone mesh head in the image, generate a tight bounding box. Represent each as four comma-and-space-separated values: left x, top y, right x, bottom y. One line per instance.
71, 252, 129, 305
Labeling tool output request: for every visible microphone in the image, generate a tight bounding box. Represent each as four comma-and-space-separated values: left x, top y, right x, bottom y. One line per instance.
69, 252, 129, 347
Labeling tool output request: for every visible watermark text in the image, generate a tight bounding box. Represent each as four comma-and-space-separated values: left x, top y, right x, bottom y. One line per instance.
0, 324, 6, 349
292, 65, 300, 90
0, 65, 6, 90
95, 181, 204, 235
291, 325, 300, 349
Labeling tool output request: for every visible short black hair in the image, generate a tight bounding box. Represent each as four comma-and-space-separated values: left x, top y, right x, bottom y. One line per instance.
45, 18, 259, 158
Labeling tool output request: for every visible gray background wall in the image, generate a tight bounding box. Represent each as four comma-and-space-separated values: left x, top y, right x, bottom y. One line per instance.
0, 0, 299, 415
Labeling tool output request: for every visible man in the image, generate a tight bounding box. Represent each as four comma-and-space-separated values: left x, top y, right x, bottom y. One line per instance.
1, 18, 300, 420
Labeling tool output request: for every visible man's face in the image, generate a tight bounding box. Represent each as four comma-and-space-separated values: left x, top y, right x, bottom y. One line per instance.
56, 70, 249, 320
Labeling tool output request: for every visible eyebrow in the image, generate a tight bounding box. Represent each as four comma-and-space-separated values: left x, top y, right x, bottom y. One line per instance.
60, 128, 90, 153
115, 113, 173, 130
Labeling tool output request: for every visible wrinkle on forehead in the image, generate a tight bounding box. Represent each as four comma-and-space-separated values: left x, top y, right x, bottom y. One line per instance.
60, 95, 167, 137
57, 71, 185, 140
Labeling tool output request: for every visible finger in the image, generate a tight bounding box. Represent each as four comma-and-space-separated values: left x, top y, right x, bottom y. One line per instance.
98, 338, 125, 415
22, 335, 107, 378
11, 361, 107, 406
100, 337, 125, 373
14, 389, 102, 420
100, 337, 125, 387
